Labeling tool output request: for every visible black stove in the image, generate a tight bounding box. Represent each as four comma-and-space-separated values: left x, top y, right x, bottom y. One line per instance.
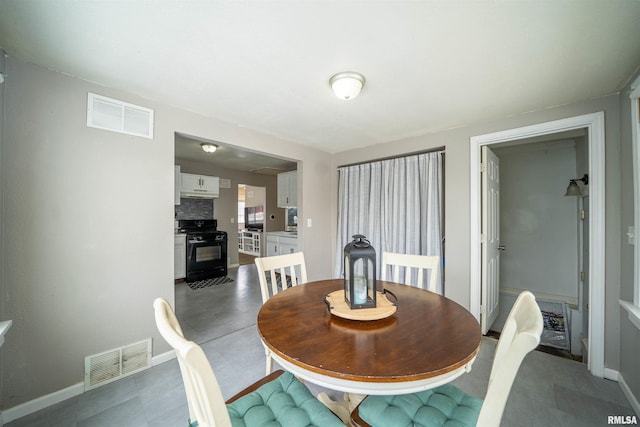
178, 219, 219, 234
178, 219, 228, 282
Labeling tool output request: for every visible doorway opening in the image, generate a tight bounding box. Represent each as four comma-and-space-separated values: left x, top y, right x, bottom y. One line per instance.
470, 112, 606, 378
489, 134, 587, 363
238, 184, 266, 265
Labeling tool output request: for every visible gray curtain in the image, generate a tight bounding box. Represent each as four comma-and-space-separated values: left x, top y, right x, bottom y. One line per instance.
334, 151, 444, 294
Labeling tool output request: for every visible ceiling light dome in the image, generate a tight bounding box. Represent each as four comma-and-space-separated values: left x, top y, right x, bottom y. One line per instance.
329, 71, 365, 101
201, 143, 218, 153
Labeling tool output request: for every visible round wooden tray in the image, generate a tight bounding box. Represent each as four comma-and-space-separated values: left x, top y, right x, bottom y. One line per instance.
324, 289, 398, 321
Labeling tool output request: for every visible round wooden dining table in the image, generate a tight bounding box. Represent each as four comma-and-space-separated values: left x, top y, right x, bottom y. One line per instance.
257, 279, 482, 397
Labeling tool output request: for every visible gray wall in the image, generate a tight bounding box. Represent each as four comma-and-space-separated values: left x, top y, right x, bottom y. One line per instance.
0, 56, 332, 409
493, 142, 579, 300
1, 57, 174, 408
618, 68, 640, 403
330, 93, 623, 373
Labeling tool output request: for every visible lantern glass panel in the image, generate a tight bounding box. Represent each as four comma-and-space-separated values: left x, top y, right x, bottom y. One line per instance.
352, 258, 374, 305
344, 255, 351, 304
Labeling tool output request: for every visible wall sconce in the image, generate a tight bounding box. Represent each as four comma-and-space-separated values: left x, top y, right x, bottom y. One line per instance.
330, 71, 366, 101
201, 143, 218, 153
564, 173, 588, 196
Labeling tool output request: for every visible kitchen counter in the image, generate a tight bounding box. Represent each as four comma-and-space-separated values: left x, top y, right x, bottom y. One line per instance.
266, 231, 297, 237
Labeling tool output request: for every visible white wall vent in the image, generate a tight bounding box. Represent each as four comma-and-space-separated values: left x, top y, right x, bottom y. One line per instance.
87, 92, 154, 139
84, 338, 151, 390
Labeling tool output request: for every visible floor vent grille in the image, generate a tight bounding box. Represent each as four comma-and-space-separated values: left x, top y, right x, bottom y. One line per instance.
84, 338, 151, 390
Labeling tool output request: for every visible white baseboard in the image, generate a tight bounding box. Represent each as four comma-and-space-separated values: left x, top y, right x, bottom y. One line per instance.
619, 372, 640, 416
605, 368, 620, 381
2, 382, 84, 424
152, 349, 176, 366
3, 350, 177, 424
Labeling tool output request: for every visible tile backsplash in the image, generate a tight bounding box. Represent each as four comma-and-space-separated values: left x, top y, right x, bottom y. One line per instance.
175, 198, 214, 220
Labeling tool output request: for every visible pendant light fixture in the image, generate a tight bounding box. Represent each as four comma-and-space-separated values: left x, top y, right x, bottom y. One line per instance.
330, 71, 366, 101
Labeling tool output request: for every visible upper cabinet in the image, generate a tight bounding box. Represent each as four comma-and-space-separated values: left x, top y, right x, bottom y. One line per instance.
180, 173, 220, 198
277, 171, 297, 207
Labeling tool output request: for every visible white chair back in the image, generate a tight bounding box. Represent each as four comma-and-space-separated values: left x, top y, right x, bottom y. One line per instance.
254, 252, 308, 303
254, 252, 308, 374
477, 290, 543, 427
153, 298, 231, 427
381, 251, 440, 292
178, 340, 233, 427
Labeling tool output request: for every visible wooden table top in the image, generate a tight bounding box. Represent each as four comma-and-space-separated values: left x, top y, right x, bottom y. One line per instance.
257, 279, 481, 385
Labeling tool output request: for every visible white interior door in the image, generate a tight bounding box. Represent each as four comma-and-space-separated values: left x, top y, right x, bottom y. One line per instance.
481, 146, 501, 334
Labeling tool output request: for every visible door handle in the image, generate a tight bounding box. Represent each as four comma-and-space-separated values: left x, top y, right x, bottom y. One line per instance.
497, 245, 506, 251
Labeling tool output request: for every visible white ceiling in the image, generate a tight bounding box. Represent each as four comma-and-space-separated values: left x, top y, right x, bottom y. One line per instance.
1, 1, 639, 155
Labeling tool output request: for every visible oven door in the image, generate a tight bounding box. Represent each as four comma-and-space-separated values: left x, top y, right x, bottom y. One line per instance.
186, 234, 227, 282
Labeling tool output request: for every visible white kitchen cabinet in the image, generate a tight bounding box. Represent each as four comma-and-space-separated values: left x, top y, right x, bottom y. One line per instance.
277, 171, 297, 207
278, 236, 297, 255
174, 234, 186, 279
266, 232, 298, 257
266, 235, 278, 257
180, 173, 219, 198
238, 230, 261, 256
174, 165, 181, 205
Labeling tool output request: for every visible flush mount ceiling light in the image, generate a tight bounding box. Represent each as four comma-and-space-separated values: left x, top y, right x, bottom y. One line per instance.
329, 71, 366, 101
201, 143, 218, 153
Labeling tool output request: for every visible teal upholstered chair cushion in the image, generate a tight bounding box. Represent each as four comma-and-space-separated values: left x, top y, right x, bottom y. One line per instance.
357, 384, 483, 427
226, 371, 343, 427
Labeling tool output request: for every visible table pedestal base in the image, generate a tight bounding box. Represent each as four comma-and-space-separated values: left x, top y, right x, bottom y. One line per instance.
317, 392, 365, 425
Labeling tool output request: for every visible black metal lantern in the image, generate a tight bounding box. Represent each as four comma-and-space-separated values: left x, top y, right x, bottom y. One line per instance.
344, 234, 377, 309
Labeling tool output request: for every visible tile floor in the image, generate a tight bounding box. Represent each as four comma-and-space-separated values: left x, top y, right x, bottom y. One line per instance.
5, 264, 636, 426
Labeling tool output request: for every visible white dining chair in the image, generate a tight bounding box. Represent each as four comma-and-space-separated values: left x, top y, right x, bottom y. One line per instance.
351, 290, 543, 427
254, 251, 308, 374
380, 251, 440, 292
153, 298, 197, 424
255, 251, 308, 303
153, 298, 344, 427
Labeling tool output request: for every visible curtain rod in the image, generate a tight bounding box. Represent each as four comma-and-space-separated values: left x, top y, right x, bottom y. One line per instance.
337, 146, 445, 169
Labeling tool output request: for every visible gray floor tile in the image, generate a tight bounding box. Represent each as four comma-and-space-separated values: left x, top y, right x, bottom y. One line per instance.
554, 384, 636, 425
76, 397, 147, 427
